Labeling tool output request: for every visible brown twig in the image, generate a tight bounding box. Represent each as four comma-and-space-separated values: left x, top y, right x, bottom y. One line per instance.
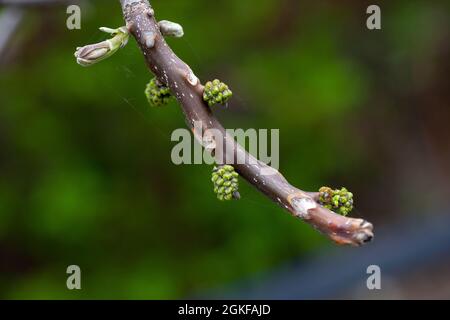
117, 0, 373, 246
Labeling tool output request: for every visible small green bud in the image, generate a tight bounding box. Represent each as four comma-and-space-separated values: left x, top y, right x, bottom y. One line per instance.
203, 79, 233, 107
223, 173, 232, 180
145, 78, 172, 107
211, 165, 240, 201
318, 186, 354, 216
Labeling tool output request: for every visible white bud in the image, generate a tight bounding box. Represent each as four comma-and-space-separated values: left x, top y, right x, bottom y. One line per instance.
74, 26, 129, 67
158, 20, 184, 38
74, 41, 111, 66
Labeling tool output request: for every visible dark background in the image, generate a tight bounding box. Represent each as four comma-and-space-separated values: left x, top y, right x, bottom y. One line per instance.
0, 0, 449, 299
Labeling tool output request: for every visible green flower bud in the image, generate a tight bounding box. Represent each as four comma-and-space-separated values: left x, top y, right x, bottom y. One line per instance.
74, 26, 129, 67
203, 79, 233, 107
145, 78, 172, 107
318, 186, 354, 216
211, 165, 240, 201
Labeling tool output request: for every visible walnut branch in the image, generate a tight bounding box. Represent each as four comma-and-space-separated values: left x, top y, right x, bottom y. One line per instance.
117, 0, 373, 246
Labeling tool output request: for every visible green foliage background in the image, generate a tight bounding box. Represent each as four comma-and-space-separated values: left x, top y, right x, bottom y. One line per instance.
0, 0, 449, 298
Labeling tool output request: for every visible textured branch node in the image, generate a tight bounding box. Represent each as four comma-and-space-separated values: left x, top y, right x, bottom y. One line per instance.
185, 68, 199, 86
289, 195, 316, 220
143, 31, 156, 48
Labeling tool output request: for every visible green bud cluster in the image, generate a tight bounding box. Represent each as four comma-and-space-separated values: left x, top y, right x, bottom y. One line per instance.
145, 78, 172, 107
203, 79, 232, 107
319, 186, 354, 216
211, 165, 239, 201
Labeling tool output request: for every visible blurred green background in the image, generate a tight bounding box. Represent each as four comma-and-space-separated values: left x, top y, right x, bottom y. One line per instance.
0, 0, 449, 299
